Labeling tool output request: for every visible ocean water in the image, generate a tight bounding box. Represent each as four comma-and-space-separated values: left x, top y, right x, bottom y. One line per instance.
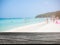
0, 18, 46, 31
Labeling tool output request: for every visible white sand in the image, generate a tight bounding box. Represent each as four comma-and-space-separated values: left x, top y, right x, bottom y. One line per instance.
5, 21, 60, 32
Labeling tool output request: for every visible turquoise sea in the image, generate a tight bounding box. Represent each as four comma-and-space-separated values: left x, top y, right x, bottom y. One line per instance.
0, 18, 46, 32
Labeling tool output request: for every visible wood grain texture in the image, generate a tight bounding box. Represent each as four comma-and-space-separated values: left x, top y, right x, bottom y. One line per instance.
0, 32, 60, 44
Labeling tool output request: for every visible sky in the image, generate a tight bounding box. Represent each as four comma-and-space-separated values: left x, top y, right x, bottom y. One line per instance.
0, 0, 60, 18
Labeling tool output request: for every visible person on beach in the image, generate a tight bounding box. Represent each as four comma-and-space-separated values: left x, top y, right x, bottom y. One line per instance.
50, 16, 55, 23
46, 18, 48, 23
55, 16, 60, 24
46, 16, 49, 24
53, 16, 55, 23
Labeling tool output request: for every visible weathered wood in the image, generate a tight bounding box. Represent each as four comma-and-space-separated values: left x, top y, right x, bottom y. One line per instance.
0, 32, 60, 44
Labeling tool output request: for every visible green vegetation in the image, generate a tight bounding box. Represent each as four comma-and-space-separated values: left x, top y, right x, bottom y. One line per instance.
35, 11, 60, 18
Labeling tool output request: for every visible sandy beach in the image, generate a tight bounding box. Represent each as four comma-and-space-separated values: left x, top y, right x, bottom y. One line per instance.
5, 21, 60, 32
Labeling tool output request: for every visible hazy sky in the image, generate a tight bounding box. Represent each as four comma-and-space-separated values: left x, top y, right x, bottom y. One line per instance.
0, 0, 60, 18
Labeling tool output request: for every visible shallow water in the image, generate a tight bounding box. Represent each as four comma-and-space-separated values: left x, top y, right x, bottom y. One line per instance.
0, 18, 46, 31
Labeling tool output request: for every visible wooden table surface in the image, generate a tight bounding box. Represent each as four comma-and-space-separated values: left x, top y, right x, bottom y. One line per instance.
0, 32, 60, 44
